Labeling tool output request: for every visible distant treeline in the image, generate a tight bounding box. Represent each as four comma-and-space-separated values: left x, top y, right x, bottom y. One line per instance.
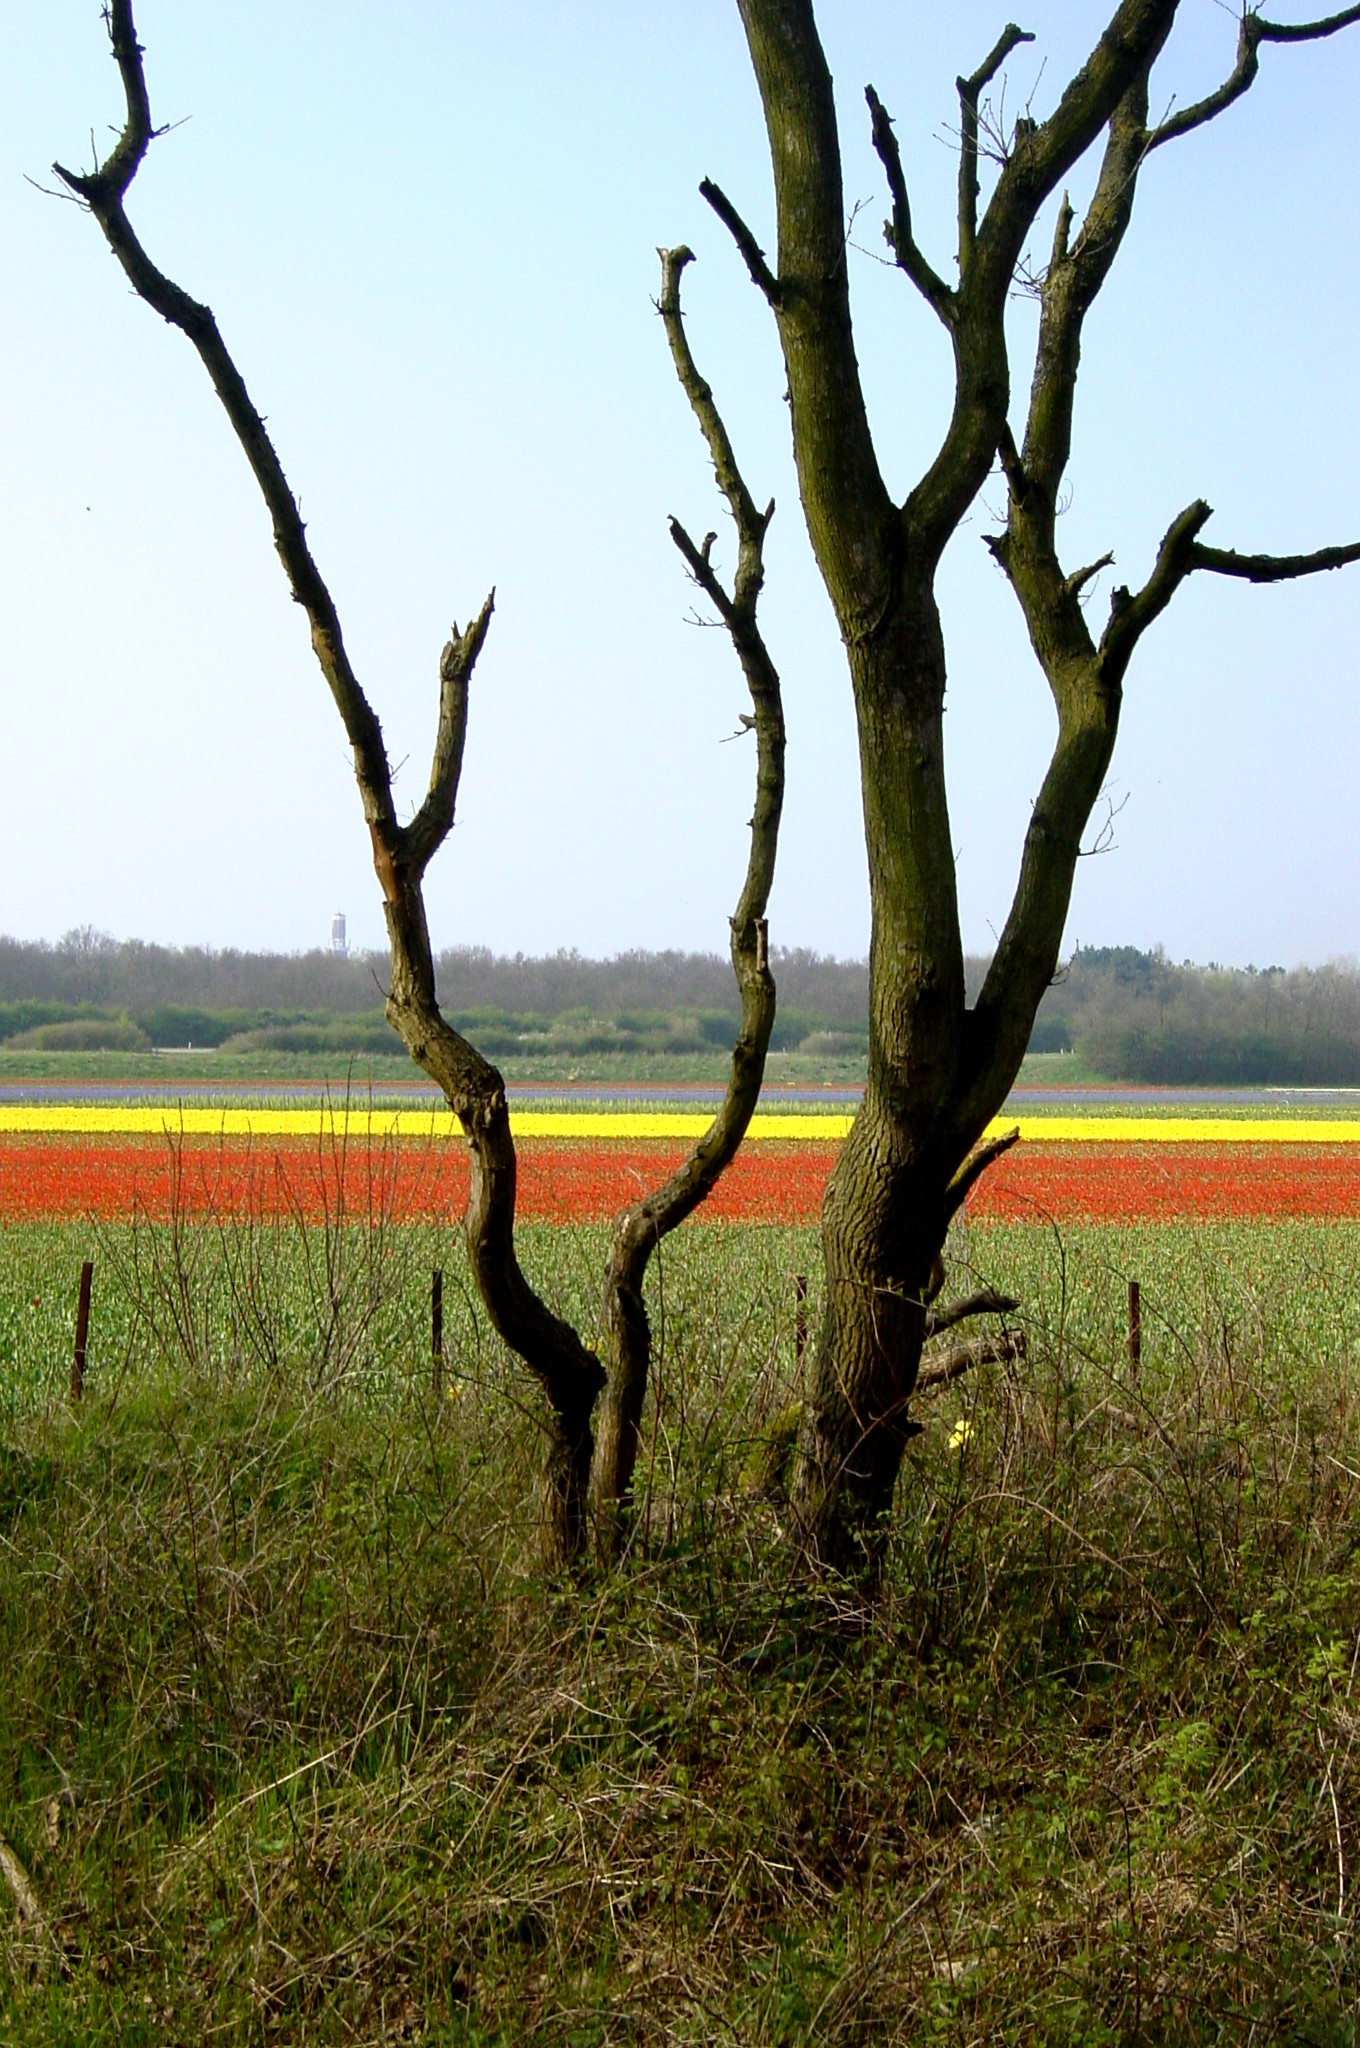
0, 932, 881, 1059
3, 933, 1357, 1081
1034, 947, 1360, 1085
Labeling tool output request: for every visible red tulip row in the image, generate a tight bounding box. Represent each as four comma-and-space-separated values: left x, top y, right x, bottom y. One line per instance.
1, 1135, 1357, 1225
0, 1136, 828, 1225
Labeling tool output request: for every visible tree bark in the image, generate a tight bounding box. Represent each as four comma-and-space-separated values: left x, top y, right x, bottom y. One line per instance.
786, 589, 971, 1564
57, 28, 785, 1573
57, 0, 608, 1569
591, 908, 775, 1546
589, 247, 786, 1554
380, 873, 604, 1565
731, 0, 1359, 1569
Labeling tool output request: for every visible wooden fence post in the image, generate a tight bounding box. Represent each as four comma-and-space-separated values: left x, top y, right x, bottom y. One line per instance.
1127, 1279, 1141, 1381
432, 1268, 444, 1400
71, 1259, 93, 1407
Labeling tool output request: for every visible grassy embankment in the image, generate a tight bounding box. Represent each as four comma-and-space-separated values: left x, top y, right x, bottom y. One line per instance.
3, 1209, 1360, 2041
0, 1048, 1116, 1094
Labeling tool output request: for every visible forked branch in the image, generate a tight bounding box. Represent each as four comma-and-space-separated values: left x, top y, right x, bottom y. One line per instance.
909, 2, 1178, 563
60, 0, 604, 1567
403, 596, 496, 880
1099, 498, 1211, 682
957, 22, 1035, 274
656, 246, 782, 951
591, 248, 786, 1545
1146, 4, 1360, 151
658, 246, 772, 613
1101, 503, 1360, 682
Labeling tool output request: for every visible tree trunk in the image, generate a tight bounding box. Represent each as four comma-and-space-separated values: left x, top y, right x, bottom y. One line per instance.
383, 876, 604, 1569
786, 587, 972, 1566
591, 914, 776, 1551
789, 1101, 932, 1567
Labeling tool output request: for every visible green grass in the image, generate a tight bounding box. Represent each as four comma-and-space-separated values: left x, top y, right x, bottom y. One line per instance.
25, 1042, 1345, 1098
1013, 1049, 1112, 1088
0, 1048, 873, 1093
4, 1213, 1360, 2040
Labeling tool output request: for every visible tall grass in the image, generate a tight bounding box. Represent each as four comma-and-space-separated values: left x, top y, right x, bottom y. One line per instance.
3, 1203, 1360, 2041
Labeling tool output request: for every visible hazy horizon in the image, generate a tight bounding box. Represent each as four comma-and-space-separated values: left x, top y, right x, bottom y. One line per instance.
7, 5, 1358, 967
5, 926, 1357, 979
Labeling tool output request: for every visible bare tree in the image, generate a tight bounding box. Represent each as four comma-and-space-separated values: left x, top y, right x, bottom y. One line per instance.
714, 0, 1360, 1565
57, 0, 784, 1567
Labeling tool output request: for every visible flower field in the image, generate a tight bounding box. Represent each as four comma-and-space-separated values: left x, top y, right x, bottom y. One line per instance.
2, 1123, 1359, 1222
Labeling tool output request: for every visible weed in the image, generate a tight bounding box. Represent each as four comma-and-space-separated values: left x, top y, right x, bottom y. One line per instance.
2, 1216, 1360, 2039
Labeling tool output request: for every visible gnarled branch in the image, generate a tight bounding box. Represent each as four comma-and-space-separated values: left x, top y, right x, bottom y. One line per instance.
925, 1287, 1020, 1339
1100, 507, 1360, 682
1259, 4, 1360, 39
916, 1327, 1026, 1394
864, 86, 955, 325
1065, 551, 1115, 598
657, 246, 772, 598
402, 594, 495, 881
1190, 536, 1360, 583
60, 0, 604, 1567
943, 1126, 1020, 1226
1146, 4, 1360, 152
592, 248, 787, 1547
957, 22, 1036, 275
1099, 498, 1212, 682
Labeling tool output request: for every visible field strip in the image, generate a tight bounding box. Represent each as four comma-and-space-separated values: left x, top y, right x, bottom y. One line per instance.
4, 1107, 1360, 1143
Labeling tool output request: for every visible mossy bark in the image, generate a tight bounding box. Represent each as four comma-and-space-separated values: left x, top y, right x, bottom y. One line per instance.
733, 0, 1188, 1567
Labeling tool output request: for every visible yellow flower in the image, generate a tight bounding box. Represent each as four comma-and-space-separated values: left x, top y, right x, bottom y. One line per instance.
948, 1417, 974, 1451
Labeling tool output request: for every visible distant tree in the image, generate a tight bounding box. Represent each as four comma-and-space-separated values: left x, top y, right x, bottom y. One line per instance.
1048, 950, 1360, 1085
57, 1, 785, 1565
716, 0, 1360, 1564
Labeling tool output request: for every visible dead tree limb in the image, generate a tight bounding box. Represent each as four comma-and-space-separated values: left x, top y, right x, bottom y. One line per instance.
698, 179, 781, 307
0, 1835, 45, 1934
924, 1287, 1020, 1339
58, 0, 603, 1566
1145, 4, 1360, 151
942, 1126, 1020, 1226
916, 1327, 1026, 1395
590, 245, 786, 1552
864, 86, 955, 324
1188, 536, 1360, 583
957, 22, 1036, 275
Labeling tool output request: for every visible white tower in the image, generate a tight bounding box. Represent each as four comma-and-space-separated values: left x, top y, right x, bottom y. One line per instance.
330, 912, 348, 958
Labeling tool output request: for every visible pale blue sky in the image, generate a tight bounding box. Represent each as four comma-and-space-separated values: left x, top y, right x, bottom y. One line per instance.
5, 3, 1358, 966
